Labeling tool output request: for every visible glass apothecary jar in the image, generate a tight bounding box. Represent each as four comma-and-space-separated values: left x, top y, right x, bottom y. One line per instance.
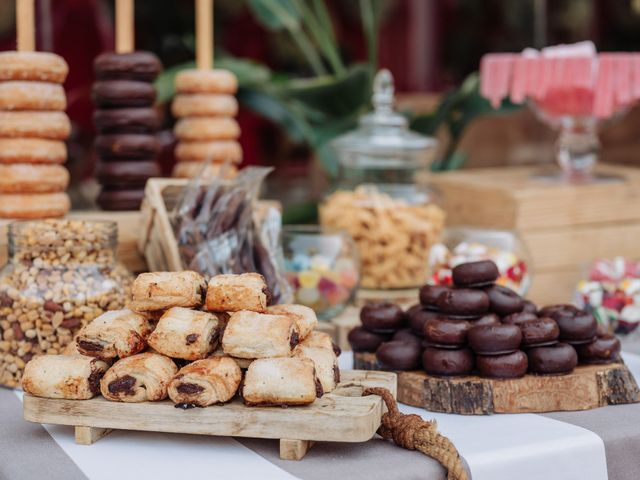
0, 220, 133, 388
319, 69, 444, 290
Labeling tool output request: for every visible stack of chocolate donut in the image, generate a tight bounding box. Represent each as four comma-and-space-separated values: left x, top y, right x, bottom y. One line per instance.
171, 69, 242, 178
0, 51, 71, 219
93, 52, 162, 210
349, 260, 621, 379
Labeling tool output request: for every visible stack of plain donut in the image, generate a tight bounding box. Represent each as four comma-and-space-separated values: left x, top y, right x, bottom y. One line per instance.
0, 51, 71, 219
349, 260, 621, 379
92, 52, 162, 210
171, 69, 242, 178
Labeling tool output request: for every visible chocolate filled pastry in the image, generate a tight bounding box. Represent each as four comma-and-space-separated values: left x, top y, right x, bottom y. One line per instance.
209, 348, 253, 370
147, 307, 224, 360
294, 344, 339, 393
502, 311, 538, 325
541, 305, 597, 344
423, 317, 472, 348
205, 273, 270, 313
392, 328, 423, 346
484, 284, 524, 316
406, 305, 440, 336
21, 355, 109, 399
222, 311, 299, 359
419, 284, 450, 309
422, 347, 474, 377
347, 326, 390, 353
575, 334, 621, 364
242, 357, 321, 406
468, 324, 522, 355
436, 288, 490, 317
92, 80, 156, 108
267, 304, 317, 340
476, 351, 528, 379
130, 271, 206, 314
360, 302, 406, 333
470, 313, 501, 327
168, 357, 241, 407
519, 317, 560, 348
93, 107, 160, 134
375, 340, 422, 370
100, 352, 177, 402
94, 51, 162, 82
452, 260, 499, 287
76, 309, 152, 359
527, 343, 578, 375
96, 160, 160, 188
300, 331, 340, 356
94, 134, 160, 160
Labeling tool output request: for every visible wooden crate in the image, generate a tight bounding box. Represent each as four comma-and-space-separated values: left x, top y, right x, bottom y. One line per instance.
425, 164, 640, 305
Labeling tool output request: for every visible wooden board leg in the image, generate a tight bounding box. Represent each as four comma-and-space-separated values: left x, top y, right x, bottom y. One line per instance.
279, 439, 315, 460
75, 426, 113, 445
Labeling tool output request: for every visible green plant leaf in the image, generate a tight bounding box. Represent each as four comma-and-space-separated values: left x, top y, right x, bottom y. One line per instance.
248, 0, 301, 31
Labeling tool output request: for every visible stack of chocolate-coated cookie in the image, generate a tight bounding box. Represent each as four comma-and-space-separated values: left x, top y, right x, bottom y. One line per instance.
93, 51, 162, 210
0, 51, 71, 219
171, 69, 242, 178
349, 260, 621, 379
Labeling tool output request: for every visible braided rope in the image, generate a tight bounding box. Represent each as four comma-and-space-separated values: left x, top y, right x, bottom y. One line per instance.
363, 387, 469, 480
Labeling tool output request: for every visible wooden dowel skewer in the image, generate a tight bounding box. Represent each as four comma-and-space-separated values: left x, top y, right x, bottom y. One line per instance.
16, 0, 36, 51
196, 0, 213, 70
115, 0, 134, 54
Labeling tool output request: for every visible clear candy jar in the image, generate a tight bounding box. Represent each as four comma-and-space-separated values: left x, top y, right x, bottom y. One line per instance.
0, 220, 133, 388
319, 69, 444, 290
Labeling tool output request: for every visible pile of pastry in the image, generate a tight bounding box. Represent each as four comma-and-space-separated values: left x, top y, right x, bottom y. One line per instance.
22, 271, 340, 408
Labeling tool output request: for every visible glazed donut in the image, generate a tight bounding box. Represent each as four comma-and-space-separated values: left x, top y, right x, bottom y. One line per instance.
0, 192, 70, 218
376, 341, 422, 371
423, 317, 472, 348
519, 317, 560, 348
172, 162, 238, 179
436, 288, 490, 317
360, 302, 406, 333
174, 117, 240, 141
94, 134, 160, 160
476, 351, 528, 379
468, 324, 522, 355
94, 108, 159, 134
92, 80, 156, 108
0, 139, 66, 164
419, 284, 450, 310
575, 334, 621, 364
0, 112, 70, 139
97, 188, 145, 211
0, 81, 66, 111
422, 347, 474, 377
0, 51, 68, 83
175, 69, 238, 94
527, 343, 578, 375
172, 94, 238, 118
174, 140, 242, 164
94, 52, 162, 82
347, 326, 390, 353
452, 260, 499, 287
0, 164, 69, 193
485, 284, 524, 316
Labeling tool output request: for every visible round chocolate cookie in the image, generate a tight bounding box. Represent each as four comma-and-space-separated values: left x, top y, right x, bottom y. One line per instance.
575, 334, 621, 364
527, 343, 578, 375
94, 51, 162, 82
422, 347, 474, 377
502, 311, 538, 325
360, 302, 405, 333
436, 288, 490, 317
94, 108, 159, 134
95, 134, 160, 160
452, 260, 499, 287
519, 317, 560, 348
348, 326, 390, 353
97, 161, 160, 188
522, 300, 538, 314
392, 328, 423, 347
470, 313, 501, 327
468, 324, 522, 355
423, 317, 472, 348
97, 188, 145, 211
419, 284, 450, 310
485, 284, 524, 316
93, 80, 156, 108
406, 305, 440, 336
476, 350, 528, 379
376, 341, 422, 371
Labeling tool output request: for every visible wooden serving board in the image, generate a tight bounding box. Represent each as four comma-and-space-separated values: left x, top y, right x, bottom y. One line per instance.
23, 370, 396, 460
355, 352, 639, 415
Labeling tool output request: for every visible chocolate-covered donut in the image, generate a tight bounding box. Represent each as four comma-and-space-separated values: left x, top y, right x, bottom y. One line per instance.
476, 350, 528, 379
406, 305, 440, 336
468, 324, 522, 355
502, 311, 538, 325
436, 288, 489, 317
419, 284, 450, 309
423, 318, 472, 348
519, 317, 559, 347
376, 341, 422, 371
95, 134, 160, 160
485, 284, 524, 316
539, 304, 580, 322
94, 107, 160, 134
471, 313, 501, 327
452, 260, 499, 287
94, 51, 162, 82
422, 347, 474, 377
392, 328, 423, 347
527, 343, 578, 375
347, 326, 390, 353
97, 188, 145, 211
92, 80, 156, 108
575, 334, 621, 364
522, 300, 538, 314
557, 312, 598, 344
97, 161, 160, 188
360, 302, 405, 333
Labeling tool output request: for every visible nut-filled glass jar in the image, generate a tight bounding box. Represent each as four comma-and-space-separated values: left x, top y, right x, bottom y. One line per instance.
0, 220, 133, 387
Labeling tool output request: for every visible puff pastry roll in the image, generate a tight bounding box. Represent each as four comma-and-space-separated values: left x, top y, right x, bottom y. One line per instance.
242, 357, 322, 406
299, 331, 341, 356
205, 273, 271, 313
267, 304, 317, 340
130, 271, 206, 314
22, 355, 109, 399
76, 309, 152, 359
100, 353, 177, 402
168, 357, 241, 406
210, 347, 253, 369
222, 311, 299, 359
147, 307, 223, 360
294, 345, 340, 393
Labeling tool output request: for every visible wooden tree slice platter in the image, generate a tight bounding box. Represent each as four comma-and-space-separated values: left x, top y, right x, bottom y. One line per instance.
354, 352, 639, 415
23, 370, 396, 460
